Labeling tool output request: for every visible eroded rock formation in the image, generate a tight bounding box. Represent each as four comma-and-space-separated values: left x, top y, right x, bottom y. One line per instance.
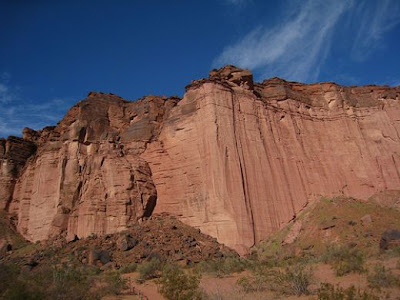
1, 66, 400, 254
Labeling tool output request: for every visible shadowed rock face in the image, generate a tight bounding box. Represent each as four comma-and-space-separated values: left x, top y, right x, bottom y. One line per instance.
1, 66, 400, 254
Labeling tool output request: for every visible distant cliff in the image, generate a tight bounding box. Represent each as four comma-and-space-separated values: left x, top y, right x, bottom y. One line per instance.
1, 66, 400, 254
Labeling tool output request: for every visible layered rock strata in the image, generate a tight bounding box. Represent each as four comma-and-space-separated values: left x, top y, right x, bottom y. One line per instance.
1, 66, 400, 254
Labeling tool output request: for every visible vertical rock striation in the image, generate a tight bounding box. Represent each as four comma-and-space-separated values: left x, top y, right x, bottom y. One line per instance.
142, 66, 400, 253
1, 66, 400, 254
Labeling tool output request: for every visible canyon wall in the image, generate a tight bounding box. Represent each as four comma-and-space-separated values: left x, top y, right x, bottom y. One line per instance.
1, 66, 399, 254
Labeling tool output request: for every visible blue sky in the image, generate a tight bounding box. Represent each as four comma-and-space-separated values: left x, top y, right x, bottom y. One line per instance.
1, 0, 399, 137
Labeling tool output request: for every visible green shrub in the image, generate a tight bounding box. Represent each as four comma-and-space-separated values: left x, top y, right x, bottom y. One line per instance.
158, 264, 203, 300
317, 283, 381, 300
195, 257, 248, 277
119, 262, 138, 274
47, 265, 90, 299
367, 264, 399, 289
2, 280, 44, 300
0, 262, 126, 300
137, 258, 163, 281
237, 272, 270, 293
96, 271, 126, 296
275, 265, 313, 296
322, 244, 365, 276
237, 263, 313, 296
0, 263, 19, 294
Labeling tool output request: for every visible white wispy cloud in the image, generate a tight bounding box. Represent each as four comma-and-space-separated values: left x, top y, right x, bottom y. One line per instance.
0, 83, 14, 103
0, 75, 72, 137
351, 0, 400, 61
214, 0, 353, 82
0, 97, 71, 137
214, 0, 400, 82
386, 78, 400, 87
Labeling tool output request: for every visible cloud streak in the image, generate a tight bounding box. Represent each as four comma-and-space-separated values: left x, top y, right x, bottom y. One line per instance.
214, 0, 400, 82
0, 98, 71, 137
0, 75, 72, 137
215, 0, 352, 82
351, 0, 400, 61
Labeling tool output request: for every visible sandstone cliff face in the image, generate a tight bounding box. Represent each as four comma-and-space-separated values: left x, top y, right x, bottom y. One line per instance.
1, 66, 400, 254
5, 94, 178, 242
0, 136, 36, 211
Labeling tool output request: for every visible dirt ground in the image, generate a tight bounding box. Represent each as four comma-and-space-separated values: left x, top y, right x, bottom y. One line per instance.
107, 258, 400, 299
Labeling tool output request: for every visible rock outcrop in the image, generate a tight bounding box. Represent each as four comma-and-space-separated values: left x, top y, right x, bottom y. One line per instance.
1, 65, 400, 254
0, 136, 36, 211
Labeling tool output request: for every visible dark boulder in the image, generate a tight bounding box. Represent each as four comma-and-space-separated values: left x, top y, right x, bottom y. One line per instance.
380, 229, 400, 250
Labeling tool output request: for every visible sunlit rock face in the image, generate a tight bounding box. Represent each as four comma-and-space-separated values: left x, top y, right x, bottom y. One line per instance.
1, 66, 400, 254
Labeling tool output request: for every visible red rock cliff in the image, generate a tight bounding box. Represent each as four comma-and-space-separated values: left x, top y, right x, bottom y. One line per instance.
1, 66, 400, 254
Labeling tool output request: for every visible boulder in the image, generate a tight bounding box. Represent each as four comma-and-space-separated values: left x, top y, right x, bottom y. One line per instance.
380, 229, 400, 250
89, 248, 111, 265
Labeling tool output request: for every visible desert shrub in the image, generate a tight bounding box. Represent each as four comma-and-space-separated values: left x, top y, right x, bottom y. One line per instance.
0, 263, 19, 294
47, 265, 90, 299
237, 263, 313, 296
2, 280, 44, 300
367, 264, 399, 289
96, 271, 126, 296
0, 262, 126, 300
383, 245, 400, 258
0, 264, 43, 300
119, 262, 138, 274
195, 257, 248, 277
273, 265, 313, 296
322, 244, 365, 276
137, 258, 163, 281
158, 264, 203, 300
317, 283, 381, 300
237, 271, 270, 293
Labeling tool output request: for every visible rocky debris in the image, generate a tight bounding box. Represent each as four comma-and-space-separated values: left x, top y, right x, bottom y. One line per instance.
1, 66, 400, 255
25, 259, 39, 270
360, 214, 372, 226
348, 220, 357, 226
380, 229, 400, 250
1, 214, 237, 271
209, 65, 254, 89
89, 248, 111, 265
118, 233, 138, 251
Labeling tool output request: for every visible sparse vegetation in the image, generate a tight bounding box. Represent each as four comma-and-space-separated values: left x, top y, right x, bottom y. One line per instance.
158, 264, 203, 300
119, 262, 138, 274
137, 258, 163, 281
0, 262, 126, 299
367, 264, 399, 289
237, 263, 313, 296
321, 244, 365, 276
317, 283, 382, 300
3, 195, 400, 299
195, 257, 249, 277
274, 264, 313, 296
